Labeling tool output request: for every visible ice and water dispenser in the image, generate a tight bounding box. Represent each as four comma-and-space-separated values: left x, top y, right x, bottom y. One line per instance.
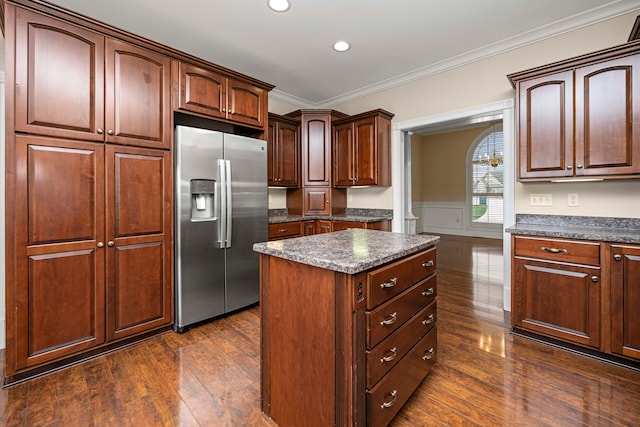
190, 179, 216, 221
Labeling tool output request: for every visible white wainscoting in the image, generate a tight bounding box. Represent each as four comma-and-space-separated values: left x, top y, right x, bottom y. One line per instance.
413, 201, 502, 239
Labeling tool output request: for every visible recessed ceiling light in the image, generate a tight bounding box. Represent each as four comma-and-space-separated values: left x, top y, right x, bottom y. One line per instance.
333, 41, 350, 52
268, 0, 290, 12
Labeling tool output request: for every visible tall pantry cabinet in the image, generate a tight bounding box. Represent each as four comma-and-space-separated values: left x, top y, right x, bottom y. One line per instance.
5, 4, 173, 379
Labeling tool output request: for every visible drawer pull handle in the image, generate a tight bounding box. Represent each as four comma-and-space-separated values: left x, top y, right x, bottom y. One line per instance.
422, 314, 435, 325
422, 260, 434, 268
422, 348, 435, 361
380, 347, 397, 363
422, 288, 434, 297
541, 247, 567, 254
278, 228, 288, 233
380, 312, 398, 326
380, 390, 397, 409
614, 254, 622, 261
380, 277, 397, 289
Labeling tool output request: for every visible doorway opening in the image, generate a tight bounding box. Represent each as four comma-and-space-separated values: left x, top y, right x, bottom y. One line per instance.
390, 99, 515, 311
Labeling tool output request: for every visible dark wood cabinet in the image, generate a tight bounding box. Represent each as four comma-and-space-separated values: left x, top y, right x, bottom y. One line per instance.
105, 39, 171, 149
14, 8, 171, 149
14, 135, 106, 370
510, 44, 640, 181
287, 187, 347, 216
333, 110, 393, 187
105, 146, 173, 341
302, 111, 333, 187
610, 244, 640, 360
174, 60, 267, 129
11, 136, 173, 373
268, 222, 303, 240
267, 114, 300, 187
512, 236, 601, 348
332, 219, 391, 232
14, 8, 105, 142
260, 244, 437, 427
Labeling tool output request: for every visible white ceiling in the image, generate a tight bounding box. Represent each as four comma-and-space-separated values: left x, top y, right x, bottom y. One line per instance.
46, 0, 640, 108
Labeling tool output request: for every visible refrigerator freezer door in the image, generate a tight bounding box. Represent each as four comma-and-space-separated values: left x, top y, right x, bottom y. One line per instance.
224, 134, 268, 312
175, 126, 226, 329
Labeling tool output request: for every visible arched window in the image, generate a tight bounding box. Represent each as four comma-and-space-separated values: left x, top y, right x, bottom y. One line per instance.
468, 123, 503, 225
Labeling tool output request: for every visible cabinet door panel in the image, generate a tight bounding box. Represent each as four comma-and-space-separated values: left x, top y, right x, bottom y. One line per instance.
354, 117, 377, 185
178, 62, 226, 118
611, 245, 640, 360
228, 79, 265, 127
333, 122, 353, 187
304, 188, 330, 215
25, 142, 101, 245
303, 114, 331, 186
15, 136, 105, 369
15, 8, 104, 141
278, 122, 300, 187
106, 146, 173, 341
106, 39, 171, 149
514, 258, 600, 348
575, 56, 640, 176
518, 71, 573, 179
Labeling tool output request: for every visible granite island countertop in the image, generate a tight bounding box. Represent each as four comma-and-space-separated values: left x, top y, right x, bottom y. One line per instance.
253, 228, 439, 274
506, 214, 640, 244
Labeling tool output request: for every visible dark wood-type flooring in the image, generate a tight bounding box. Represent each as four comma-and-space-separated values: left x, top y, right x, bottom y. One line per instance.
1, 234, 639, 426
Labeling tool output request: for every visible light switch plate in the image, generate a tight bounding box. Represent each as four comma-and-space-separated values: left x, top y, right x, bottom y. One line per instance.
530, 193, 553, 206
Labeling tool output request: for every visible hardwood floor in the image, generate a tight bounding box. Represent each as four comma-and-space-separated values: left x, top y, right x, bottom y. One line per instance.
1, 234, 639, 426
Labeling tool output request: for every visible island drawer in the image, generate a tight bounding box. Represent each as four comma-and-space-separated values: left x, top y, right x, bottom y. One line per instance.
367, 274, 437, 348
367, 247, 437, 309
514, 236, 600, 265
366, 300, 436, 388
366, 327, 437, 427
268, 222, 302, 240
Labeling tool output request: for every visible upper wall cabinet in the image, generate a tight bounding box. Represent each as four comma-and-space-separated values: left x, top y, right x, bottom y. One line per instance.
509, 42, 640, 181
174, 60, 268, 129
14, 8, 172, 149
267, 113, 300, 187
333, 109, 393, 187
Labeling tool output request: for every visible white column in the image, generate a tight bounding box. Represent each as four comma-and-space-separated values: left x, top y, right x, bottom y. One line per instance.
404, 132, 417, 234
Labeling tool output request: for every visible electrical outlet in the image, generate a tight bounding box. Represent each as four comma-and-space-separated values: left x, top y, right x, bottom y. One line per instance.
529, 193, 553, 206
568, 193, 579, 207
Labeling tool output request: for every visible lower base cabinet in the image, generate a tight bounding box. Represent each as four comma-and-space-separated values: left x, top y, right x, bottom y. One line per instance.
611, 244, 640, 360
260, 246, 437, 426
8, 135, 173, 380
512, 235, 640, 365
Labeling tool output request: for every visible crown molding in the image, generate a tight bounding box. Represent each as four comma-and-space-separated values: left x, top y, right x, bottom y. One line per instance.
274, 0, 640, 109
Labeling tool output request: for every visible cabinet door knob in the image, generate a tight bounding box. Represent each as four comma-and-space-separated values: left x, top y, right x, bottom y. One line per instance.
576, 164, 584, 169
566, 165, 573, 170
108, 129, 114, 135
614, 254, 623, 261
108, 241, 115, 247
380, 312, 398, 326
591, 276, 599, 283
97, 128, 104, 134
97, 242, 104, 248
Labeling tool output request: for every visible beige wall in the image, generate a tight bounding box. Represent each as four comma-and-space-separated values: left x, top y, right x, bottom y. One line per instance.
412, 126, 486, 203
325, 11, 640, 217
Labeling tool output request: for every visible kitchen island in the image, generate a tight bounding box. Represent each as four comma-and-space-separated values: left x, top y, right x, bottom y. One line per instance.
253, 229, 439, 427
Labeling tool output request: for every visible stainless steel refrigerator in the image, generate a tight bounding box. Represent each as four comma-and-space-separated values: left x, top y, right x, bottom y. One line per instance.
174, 125, 267, 331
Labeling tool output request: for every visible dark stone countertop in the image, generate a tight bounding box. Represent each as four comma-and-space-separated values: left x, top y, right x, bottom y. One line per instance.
268, 214, 391, 224
253, 229, 440, 274
506, 214, 640, 244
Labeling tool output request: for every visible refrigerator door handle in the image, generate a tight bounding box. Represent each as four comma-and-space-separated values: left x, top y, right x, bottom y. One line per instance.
224, 159, 232, 248
216, 159, 227, 248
